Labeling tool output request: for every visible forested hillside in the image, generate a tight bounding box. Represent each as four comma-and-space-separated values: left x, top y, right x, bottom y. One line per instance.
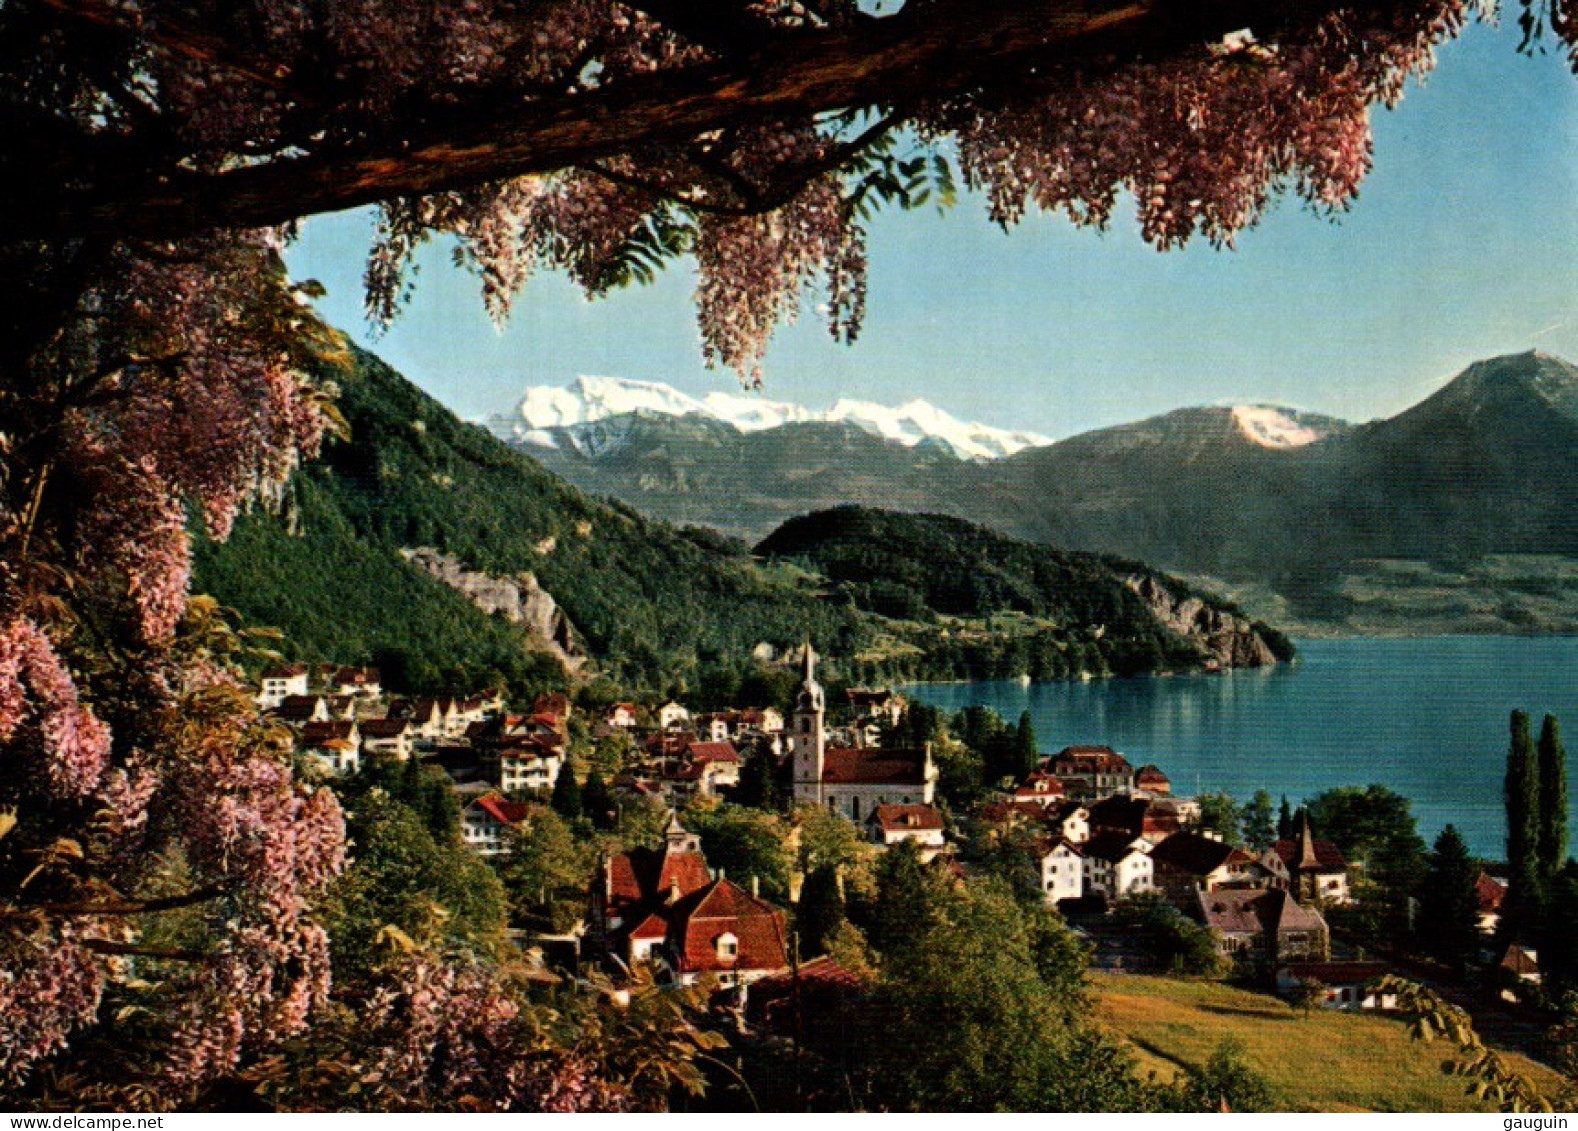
196, 348, 1288, 699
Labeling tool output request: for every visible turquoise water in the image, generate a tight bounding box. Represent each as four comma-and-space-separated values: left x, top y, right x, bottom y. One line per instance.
904, 637, 1578, 858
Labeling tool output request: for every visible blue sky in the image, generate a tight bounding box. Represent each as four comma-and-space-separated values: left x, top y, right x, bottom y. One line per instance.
287, 22, 1578, 440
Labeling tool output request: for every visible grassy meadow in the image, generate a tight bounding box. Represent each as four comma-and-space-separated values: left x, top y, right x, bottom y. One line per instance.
1090, 973, 1566, 1113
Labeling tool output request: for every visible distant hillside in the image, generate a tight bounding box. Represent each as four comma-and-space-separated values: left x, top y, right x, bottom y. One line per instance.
195, 346, 1283, 700
518, 352, 1578, 635
755, 507, 1292, 678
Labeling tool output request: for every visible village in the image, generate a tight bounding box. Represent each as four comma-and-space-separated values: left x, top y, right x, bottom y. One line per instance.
256, 645, 1521, 1025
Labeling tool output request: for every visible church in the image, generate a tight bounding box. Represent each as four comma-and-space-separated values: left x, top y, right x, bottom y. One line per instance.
788, 644, 937, 821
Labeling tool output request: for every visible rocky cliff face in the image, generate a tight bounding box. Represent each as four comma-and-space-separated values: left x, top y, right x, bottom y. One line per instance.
403, 547, 586, 673
1124, 574, 1280, 670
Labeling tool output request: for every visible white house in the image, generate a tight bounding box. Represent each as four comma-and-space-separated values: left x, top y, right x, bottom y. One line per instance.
462, 794, 533, 856
1037, 838, 1086, 905
257, 664, 309, 709
1081, 831, 1154, 900
332, 666, 382, 699
865, 804, 947, 859
499, 742, 564, 793
298, 720, 361, 776
359, 717, 414, 761
659, 701, 691, 730
1046, 802, 1091, 846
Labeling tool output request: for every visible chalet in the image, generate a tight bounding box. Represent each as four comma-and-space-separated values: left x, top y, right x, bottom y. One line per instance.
462, 794, 533, 856
1272, 814, 1351, 905
1133, 764, 1171, 796
1081, 830, 1155, 901
389, 697, 447, 740
1276, 961, 1398, 1011
1194, 888, 1329, 963
298, 720, 361, 775
1050, 745, 1134, 797
1011, 771, 1066, 808
865, 804, 947, 859
359, 717, 414, 760
257, 664, 309, 709
659, 701, 691, 730
332, 666, 382, 698
787, 645, 936, 821
606, 702, 639, 729
1476, 872, 1508, 935
273, 694, 330, 726
685, 741, 741, 795
1036, 837, 1086, 905
739, 707, 784, 735
499, 740, 564, 793
1149, 831, 1271, 906
589, 816, 788, 990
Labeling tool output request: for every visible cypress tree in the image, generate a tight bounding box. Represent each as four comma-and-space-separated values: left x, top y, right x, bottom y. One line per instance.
1506, 710, 1540, 875
1538, 714, 1568, 875
796, 864, 846, 956
1277, 796, 1293, 841
1417, 824, 1482, 975
1013, 710, 1040, 778
582, 769, 615, 830
550, 762, 583, 819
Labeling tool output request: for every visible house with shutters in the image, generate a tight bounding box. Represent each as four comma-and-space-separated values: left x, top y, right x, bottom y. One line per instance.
788, 644, 937, 821
589, 815, 788, 991
499, 739, 564, 793
1011, 771, 1067, 808
273, 694, 331, 727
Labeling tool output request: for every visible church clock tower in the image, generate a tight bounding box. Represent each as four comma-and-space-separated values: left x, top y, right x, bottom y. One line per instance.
788, 641, 826, 806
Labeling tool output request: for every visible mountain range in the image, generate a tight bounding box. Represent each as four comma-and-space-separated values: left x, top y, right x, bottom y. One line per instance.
487, 375, 1053, 461
192, 341, 1287, 702
502, 352, 1578, 635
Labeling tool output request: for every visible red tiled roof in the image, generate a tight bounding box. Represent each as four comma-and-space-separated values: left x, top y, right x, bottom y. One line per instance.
686, 741, 740, 764
262, 664, 308, 679
1135, 764, 1170, 784
867, 804, 944, 833
1272, 837, 1348, 874
1053, 745, 1133, 773
669, 879, 788, 974
333, 666, 380, 685
1476, 872, 1508, 914
472, 794, 533, 827
608, 846, 712, 910
822, 746, 927, 786
1198, 887, 1325, 937
1034, 836, 1084, 859
629, 912, 668, 941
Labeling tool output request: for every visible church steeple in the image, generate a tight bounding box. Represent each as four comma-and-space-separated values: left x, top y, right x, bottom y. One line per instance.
790, 640, 826, 805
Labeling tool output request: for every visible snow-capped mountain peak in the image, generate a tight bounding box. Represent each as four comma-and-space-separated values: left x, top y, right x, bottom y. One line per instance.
1230, 405, 1327, 449
489, 377, 1053, 460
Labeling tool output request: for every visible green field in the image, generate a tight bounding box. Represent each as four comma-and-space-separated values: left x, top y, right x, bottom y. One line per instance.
1092, 973, 1566, 1113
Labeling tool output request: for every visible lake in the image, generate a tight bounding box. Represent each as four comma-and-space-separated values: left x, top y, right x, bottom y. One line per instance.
904, 636, 1578, 858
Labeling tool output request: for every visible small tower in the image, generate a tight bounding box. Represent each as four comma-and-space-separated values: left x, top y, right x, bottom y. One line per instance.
789, 641, 827, 806
665, 810, 701, 855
